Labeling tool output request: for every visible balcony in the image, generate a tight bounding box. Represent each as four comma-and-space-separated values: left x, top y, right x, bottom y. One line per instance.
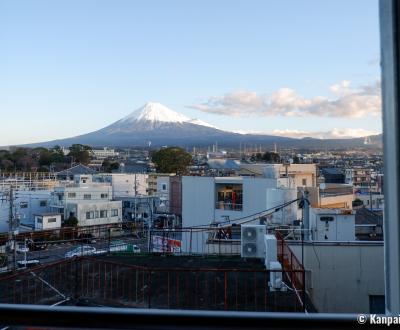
215, 201, 243, 211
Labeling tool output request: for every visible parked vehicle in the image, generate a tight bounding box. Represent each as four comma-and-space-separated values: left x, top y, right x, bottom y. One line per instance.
26, 239, 47, 251
109, 228, 125, 238
78, 233, 96, 244
17, 259, 40, 269
65, 246, 96, 258
16, 243, 29, 254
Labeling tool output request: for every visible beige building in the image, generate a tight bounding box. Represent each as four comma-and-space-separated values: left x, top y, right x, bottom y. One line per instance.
239, 163, 318, 188
306, 184, 354, 209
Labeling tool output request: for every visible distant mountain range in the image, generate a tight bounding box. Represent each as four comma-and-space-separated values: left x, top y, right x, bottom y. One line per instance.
21, 102, 382, 150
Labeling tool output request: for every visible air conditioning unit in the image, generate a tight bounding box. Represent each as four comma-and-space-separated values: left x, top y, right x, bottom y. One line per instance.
264, 234, 277, 268
268, 261, 283, 291
241, 225, 266, 258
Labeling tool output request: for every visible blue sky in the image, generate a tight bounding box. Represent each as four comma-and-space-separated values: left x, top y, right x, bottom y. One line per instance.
0, 0, 381, 145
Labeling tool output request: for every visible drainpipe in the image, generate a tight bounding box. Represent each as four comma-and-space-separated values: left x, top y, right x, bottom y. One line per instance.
302, 191, 310, 241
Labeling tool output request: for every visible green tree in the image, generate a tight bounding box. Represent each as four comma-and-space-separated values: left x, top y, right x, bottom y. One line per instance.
69, 144, 92, 165
262, 151, 280, 163
101, 160, 120, 173
64, 216, 78, 227
151, 147, 192, 174
352, 198, 364, 208
293, 155, 300, 164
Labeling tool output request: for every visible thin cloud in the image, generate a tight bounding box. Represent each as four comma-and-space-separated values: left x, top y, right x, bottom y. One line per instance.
234, 128, 380, 139
188, 80, 381, 118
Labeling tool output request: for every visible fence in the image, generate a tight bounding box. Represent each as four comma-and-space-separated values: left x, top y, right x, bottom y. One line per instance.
275, 231, 305, 309
0, 257, 304, 312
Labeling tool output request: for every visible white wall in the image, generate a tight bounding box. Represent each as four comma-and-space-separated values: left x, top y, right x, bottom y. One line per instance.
289, 242, 384, 313
35, 214, 62, 230
66, 200, 122, 226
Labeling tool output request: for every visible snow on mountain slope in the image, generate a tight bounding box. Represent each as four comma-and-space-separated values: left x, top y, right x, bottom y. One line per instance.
120, 102, 190, 124
117, 102, 216, 129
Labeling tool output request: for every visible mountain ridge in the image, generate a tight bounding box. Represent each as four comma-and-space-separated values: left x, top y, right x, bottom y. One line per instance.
14, 102, 382, 149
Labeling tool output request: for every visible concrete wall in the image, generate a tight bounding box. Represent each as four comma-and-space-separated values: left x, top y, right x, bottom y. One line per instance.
289, 242, 384, 313
182, 176, 215, 228
34, 214, 62, 230
93, 173, 148, 197
66, 200, 122, 226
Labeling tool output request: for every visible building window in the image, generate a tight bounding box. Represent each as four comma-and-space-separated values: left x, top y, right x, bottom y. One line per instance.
302, 178, 307, 186
111, 209, 118, 217
86, 211, 94, 219
100, 210, 107, 218
39, 200, 47, 207
101, 193, 108, 199
123, 201, 131, 208
162, 184, 167, 191
36, 218, 43, 224
215, 184, 243, 211
95, 211, 99, 218
47, 217, 57, 223
68, 193, 76, 198
83, 194, 91, 200
20, 202, 28, 208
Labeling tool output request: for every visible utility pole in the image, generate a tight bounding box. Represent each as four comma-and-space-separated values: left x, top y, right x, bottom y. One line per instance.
7, 187, 17, 271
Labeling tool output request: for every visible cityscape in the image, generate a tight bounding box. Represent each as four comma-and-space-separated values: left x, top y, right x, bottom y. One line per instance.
1, 0, 394, 328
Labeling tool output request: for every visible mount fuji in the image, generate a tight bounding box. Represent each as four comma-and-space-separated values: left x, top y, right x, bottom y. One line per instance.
23, 102, 380, 149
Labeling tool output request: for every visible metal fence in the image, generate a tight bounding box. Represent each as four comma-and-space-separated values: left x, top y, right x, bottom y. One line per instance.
0, 257, 304, 312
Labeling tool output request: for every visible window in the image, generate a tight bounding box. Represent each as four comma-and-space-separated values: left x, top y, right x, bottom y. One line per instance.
68, 192, 76, 198
20, 202, 28, 208
302, 178, 307, 186
86, 211, 95, 219
100, 210, 107, 218
111, 209, 118, 216
39, 200, 47, 207
47, 217, 57, 223
36, 217, 42, 224
84, 194, 91, 200
162, 184, 167, 191
95, 211, 99, 218
101, 193, 108, 199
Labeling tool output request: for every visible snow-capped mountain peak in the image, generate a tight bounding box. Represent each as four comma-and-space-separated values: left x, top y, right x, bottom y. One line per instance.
121, 102, 191, 123
187, 118, 218, 129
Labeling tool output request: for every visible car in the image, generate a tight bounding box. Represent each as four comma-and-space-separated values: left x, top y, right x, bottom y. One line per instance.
65, 245, 97, 258
17, 259, 40, 269
132, 245, 141, 253
26, 239, 47, 251
16, 243, 29, 254
78, 233, 96, 244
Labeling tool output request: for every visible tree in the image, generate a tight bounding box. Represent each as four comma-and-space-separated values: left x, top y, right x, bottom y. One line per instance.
101, 160, 120, 173
262, 152, 280, 163
151, 147, 192, 174
352, 198, 364, 208
64, 216, 78, 227
293, 155, 301, 164
69, 144, 92, 165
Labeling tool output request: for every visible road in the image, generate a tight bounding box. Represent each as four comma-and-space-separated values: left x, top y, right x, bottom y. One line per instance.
13, 236, 148, 266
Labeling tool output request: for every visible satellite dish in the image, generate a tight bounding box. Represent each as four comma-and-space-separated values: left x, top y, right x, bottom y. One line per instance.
320, 183, 326, 190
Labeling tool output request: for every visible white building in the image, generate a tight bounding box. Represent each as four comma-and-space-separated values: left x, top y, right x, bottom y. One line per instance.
91, 147, 119, 159
93, 173, 148, 198
0, 189, 53, 232
289, 241, 384, 313
182, 176, 297, 228
50, 175, 122, 227
181, 176, 297, 253
34, 213, 62, 230
309, 208, 355, 241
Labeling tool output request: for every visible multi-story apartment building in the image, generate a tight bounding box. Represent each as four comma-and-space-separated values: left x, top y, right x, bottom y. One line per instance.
50, 174, 122, 226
